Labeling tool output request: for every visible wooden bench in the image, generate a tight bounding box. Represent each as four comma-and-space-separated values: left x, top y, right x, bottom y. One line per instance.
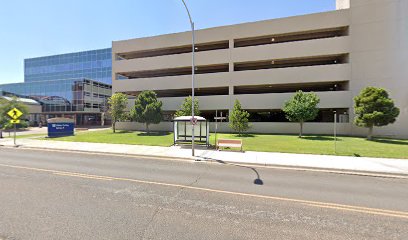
217, 139, 243, 152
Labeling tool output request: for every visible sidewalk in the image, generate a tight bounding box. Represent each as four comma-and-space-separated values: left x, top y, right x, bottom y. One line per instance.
1, 138, 408, 175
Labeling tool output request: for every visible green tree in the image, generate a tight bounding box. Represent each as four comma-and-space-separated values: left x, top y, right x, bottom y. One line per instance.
175, 96, 200, 117
108, 93, 128, 133
229, 100, 250, 136
0, 96, 29, 131
354, 87, 400, 140
283, 91, 320, 138
131, 91, 163, 133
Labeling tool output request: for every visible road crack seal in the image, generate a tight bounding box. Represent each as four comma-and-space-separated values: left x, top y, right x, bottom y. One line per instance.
140, 162, 211, 240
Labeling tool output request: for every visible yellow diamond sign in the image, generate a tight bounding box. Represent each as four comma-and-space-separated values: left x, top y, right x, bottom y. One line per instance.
7, 108, 23, 120
10, 119, 20, 124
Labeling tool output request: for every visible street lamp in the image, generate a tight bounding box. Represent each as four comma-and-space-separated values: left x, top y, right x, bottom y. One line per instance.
181, 0, 196, 156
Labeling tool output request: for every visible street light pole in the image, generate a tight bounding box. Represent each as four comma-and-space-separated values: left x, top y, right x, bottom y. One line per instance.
181, 0, 195, 156
334, 110, 337, 154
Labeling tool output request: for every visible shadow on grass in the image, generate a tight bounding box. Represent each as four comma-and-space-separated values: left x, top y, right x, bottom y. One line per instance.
371, 138, 408, 146
301, 136, 341, 141
233, 134, 255, 138
115, 130, 133, 134
137, 131, 171, 136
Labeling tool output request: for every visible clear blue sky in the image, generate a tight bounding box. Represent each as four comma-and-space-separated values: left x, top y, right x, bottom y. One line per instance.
0, 0, 335, 84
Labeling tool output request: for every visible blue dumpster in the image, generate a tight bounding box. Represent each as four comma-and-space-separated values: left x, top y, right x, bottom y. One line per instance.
47, 118, 75, 138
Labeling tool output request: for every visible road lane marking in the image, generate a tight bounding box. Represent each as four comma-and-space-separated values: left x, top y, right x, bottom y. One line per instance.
306, 203, 408, 219
3, 146, 408, 179
54, 172, 113, 181
0, 162, 407, 219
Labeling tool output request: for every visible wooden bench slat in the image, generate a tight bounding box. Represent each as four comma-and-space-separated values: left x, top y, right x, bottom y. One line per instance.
217, 139, 243, 152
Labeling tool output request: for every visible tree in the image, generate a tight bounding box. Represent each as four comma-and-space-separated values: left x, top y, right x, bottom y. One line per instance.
354, 87, 400, 140
229, 100, 250, 136
283, 91, 320, 138
108, 93, 128, 133
175, 96, 200, 117
100, 98, 110, 127
131, 91, 163, 133
0, 96, 29, 133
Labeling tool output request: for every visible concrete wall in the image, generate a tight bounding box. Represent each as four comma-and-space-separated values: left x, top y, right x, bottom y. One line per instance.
125, 91, 352, 112
116, 121, 352, 136
117, 122, 173, 132
348, 0, 408, 138
112, 9, 350, 94
27, 104, 42, 114
337, 0, 351, 10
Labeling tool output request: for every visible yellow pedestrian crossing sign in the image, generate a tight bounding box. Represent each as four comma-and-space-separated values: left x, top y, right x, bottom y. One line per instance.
10, 119, 20, 124
7, 108, 23, 120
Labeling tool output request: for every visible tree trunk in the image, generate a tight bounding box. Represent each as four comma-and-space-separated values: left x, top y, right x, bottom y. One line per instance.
367, 126, 374, 140
112, 121, 116, 133
146, 123, 150, 134
299, 122, 304, 138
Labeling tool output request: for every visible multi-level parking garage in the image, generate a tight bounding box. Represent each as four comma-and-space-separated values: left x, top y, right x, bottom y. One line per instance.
112, 0, 408, 138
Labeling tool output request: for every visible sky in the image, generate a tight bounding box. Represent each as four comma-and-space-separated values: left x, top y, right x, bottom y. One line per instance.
0, 0, 335, 84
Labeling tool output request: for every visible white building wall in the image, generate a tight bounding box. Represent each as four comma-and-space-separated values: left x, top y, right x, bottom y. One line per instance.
112, 1, 408, 138
337, 0, 351, 10
348, 0, 408, 138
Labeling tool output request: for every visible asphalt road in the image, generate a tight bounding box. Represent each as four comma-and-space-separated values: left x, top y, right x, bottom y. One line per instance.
0, 147, 407, 240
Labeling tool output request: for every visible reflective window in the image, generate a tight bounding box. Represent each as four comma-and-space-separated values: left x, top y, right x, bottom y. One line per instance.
1, 48, 112, 114
24, 48, 112, 85
0, 79, 112, 113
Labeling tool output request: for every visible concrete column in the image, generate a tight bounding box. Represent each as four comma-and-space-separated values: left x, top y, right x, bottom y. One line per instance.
228, 39, 234, 122
229, 39, 234, 72
228, 86, 234, 95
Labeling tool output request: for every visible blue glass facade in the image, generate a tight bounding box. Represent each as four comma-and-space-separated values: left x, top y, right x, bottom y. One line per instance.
0, 48, 112, 126
24, 48, 112, 85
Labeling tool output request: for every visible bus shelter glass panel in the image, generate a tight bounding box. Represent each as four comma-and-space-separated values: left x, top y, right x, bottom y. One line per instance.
173, 120, 209, 146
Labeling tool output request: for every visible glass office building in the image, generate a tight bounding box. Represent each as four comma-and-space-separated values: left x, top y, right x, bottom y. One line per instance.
0, 48, 112, 126
25, 48, 111, 84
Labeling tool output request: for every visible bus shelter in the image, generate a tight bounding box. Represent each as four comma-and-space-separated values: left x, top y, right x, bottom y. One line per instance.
173, 116, 210, 147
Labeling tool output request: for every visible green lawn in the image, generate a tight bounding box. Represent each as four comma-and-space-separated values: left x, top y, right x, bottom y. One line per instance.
211, 133, 408, 159
45, 130, 174, 147
40, 129, 408, 159
3, 133, 46, 139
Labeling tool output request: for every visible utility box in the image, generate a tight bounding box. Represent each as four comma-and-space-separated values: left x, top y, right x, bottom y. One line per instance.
47, 118, 75, 138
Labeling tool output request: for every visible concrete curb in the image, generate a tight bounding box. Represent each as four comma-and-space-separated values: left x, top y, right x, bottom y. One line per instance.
1, 145, 195, 162
199, 158, 408, 179
2, 144, 408, 179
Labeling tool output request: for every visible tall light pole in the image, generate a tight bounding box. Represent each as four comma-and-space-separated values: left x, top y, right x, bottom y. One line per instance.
334, 110, 337, 154
181, 0, 196, 156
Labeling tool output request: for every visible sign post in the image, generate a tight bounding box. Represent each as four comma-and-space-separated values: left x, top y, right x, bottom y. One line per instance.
214, 112, 227, 149
7, 108, 23, 146
190, 117, 198, 126
215, 110, 218, 148
334, 111, 337, 154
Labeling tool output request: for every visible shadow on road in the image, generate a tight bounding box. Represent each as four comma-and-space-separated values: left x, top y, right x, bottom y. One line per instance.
214, 160, 264, 185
